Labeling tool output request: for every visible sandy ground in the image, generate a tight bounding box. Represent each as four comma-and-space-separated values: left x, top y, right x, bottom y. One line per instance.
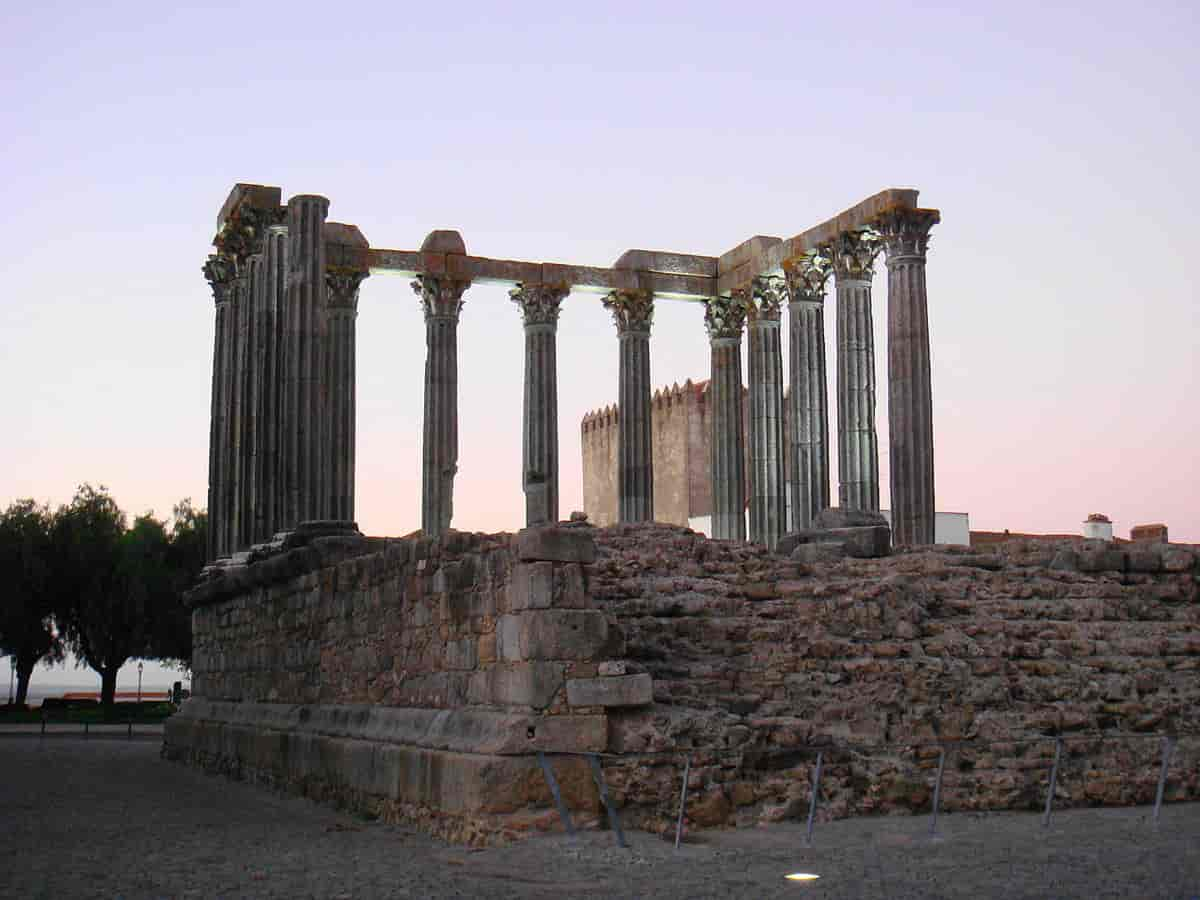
1, 737, 1197, 899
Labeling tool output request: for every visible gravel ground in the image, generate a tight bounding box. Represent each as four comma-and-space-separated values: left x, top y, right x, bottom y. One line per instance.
2, 737, 1197, 899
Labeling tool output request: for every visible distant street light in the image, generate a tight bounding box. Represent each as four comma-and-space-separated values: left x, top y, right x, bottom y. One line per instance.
137, 661, 144, 705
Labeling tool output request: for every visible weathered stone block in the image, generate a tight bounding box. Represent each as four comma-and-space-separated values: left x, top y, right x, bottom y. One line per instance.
1077, 550, 1126, 573
792, 542, 846, 564
516, 526, 596, 563
508, 562, 554, 611
472, 662, 565, 708
520, 609, 611, 660
814, 508, 889, 529
598, 660, 628, 676
566, 673, 652, 708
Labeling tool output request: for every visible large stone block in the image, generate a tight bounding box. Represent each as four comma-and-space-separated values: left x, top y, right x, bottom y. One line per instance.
515, 526, 596, 563
508, 562, 554, 611
470, 661, 565, 709
779, 525, 890, 558
566, 673, 653, 708
814, 508, 889, 529
521, 609, 612, 660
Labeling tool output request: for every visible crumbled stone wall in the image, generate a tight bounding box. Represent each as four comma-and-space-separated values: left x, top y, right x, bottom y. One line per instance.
168, 522, 1200, 844
587, 524, 1200, 832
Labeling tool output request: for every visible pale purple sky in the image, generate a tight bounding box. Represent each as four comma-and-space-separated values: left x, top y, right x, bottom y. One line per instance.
3, 2, 1198, 684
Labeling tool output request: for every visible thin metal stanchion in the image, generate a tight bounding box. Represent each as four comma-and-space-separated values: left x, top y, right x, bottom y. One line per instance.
805, 751, 823, 847
674, 754, 691, 850
84, 721, 89, 740
127, 721, 133, 740
40, 714, 46, 737
588, 754, 628, 848
929, 746, 946, 839
1042, 738, 1062, 828
536, 751, 576, 839
1153, 736, 1174, 829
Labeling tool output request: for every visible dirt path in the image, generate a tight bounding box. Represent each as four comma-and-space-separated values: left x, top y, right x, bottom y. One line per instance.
2, 738, 1197, 899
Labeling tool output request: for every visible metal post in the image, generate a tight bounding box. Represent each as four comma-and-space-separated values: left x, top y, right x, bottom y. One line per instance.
40, 714, 45, 736
674, 754, 691, 850
588, 754, 628, 848
127, 721, 133, 740
84, 721, 89, 740
930, 746, 946, 838
536, 751, 576, 838
1153, 736, 1174, 829
805, 751, 824, 847
1042, 738, 1062, 828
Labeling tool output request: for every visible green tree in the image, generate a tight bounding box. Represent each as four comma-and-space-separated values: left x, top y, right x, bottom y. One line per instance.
151, 499, 207, 666
49, 484, 145, 707
0, 500, 63, 705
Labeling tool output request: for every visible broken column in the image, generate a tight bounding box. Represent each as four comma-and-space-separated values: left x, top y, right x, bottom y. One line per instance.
784, 251, 833, 530
831, 228, 883, 512
324, 225, 370, 525
202, 254, 237, 560
511, 283, 570, 526
281, 194, 330, 529
880, 208, 939, 546
747, 276, 787, 550
412, 231, 471, 537
705, 294, 747, 540
602, 290, 655, 523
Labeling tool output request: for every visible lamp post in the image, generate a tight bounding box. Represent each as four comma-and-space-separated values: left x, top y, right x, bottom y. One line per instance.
137, 661, 143, 706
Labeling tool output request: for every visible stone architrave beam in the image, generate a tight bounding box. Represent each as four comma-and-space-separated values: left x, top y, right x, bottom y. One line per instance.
831, 228, 884, 512
602, 290, 655, 523
511, 283, 570, 526
747, 276, 787, 550
880, 208, 940, 546
784, 251, 833, 530
705, 295, 748, 541
413, 230, 471, 537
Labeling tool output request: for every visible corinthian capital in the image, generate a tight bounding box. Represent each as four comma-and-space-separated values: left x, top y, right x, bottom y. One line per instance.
878, 208, 940, 261
704, 294, 747, 341
213, 205, 276, 263
411, 275, 470, 321
784, 251, 832, 304
510, 283, 570, 327
326, 267, 369, 313
829, 228, 883, 281
602, 289, 654, 336
203, 254, 237, 305
749, 276, 786, 322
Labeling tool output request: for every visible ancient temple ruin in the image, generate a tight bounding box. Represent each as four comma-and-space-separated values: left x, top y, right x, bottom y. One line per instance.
201, 183, 940, 557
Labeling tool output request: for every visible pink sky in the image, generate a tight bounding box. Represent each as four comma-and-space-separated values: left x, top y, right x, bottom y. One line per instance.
2, 1, 1196, 572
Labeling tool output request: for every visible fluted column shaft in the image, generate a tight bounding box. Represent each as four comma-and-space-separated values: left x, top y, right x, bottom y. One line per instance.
325, 268, 367, 523
747, 277, 786, 550
282, 194, 329, 529
259, 224, 287, 540
602, 290, 654, 523
882, 209, 940, 546
203, 255, 237, 560
240, 254, 262, 548
413, 275, 470, 536
785, 254, 832, 530
832, 230, 882, 512
227, 267, 249, 549
705, 296, 747, 540
512, 284, 569, 525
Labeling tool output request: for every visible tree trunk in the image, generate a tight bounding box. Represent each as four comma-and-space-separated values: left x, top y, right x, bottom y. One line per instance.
15, 661, 33, 706
100, 667, 118, 708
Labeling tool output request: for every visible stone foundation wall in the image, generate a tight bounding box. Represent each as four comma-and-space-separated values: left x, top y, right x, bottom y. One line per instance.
167, 523, 1200, 843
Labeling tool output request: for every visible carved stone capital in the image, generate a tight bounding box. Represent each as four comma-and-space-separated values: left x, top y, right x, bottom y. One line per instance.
829, 228, 883, 281
878, 208, 939, 262
704, 294, 747, 341
510, 283, 570, 328
326, 267, 369, 312
213, 205, 278, 263
602, 290, 654, 336
411, 275, 470, 321
784, 252, 832, 304
749, 276, 786, 323
203, 254, 237, 305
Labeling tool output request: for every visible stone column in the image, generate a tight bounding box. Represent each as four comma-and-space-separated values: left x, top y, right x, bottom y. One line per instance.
831, 229, 883, 512
258, 223, 288, 541
784, 251, 833, 530
412, 274, 470, 536
747, 276, 787, 550
601, 290, 655, 523
880, 208, 940, 546
202, 254, 237, 560
511, 283, 570, 526
325, 266, 368, 524
240, 253, 262, 549
705, 295, 747, 541
282, 194, 329, 529
226, 262, 248, 550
